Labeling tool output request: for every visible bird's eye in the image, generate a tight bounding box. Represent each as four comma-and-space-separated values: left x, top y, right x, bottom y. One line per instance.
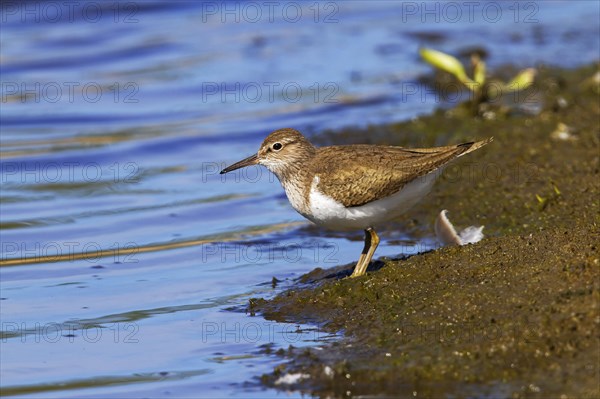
272, 142, 283, 151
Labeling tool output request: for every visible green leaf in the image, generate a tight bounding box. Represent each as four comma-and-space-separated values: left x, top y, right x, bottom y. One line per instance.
505, 68, 536, 92
419, 48, 473, 85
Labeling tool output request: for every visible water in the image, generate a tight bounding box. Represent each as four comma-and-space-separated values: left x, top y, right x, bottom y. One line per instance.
1, 1, 598, 397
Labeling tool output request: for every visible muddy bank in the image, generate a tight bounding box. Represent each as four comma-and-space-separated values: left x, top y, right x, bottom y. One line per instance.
253, 64, 600, 398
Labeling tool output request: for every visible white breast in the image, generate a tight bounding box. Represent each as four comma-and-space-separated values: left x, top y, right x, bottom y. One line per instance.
307, 172, 439, 231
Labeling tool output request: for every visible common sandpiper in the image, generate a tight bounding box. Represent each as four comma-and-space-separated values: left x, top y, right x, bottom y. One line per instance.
221, 128, 491, 277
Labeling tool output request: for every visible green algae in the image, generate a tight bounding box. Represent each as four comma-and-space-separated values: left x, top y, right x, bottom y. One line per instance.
255, 64, 600, 398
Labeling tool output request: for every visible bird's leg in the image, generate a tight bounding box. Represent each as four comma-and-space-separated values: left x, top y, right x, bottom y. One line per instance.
350, 227, 380, 278
351, 229, 371, 277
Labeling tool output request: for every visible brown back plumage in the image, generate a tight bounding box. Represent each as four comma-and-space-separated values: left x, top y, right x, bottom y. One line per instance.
311, 138, 492, 207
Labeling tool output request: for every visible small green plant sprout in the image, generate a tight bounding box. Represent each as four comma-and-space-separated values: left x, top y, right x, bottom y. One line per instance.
535, 183, 562, 211
419, 48, 536, 115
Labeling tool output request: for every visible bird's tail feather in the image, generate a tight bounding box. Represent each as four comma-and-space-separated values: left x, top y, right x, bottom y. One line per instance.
458, 137, 493, 157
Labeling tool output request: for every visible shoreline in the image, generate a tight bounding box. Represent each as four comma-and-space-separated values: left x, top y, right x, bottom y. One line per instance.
254, 63, 599, 398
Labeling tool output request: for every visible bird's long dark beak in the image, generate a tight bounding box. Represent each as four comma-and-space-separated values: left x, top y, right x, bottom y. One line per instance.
220, 153, 259, 174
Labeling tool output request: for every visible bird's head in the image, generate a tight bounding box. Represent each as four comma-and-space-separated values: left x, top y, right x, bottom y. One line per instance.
220, 128, 316, 179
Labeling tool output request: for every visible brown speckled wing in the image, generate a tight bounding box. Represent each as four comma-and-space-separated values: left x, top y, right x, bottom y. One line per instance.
312, 141, 487, 208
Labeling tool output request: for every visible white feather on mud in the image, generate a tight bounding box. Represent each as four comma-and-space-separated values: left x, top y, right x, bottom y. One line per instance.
435, 210, 484, 246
